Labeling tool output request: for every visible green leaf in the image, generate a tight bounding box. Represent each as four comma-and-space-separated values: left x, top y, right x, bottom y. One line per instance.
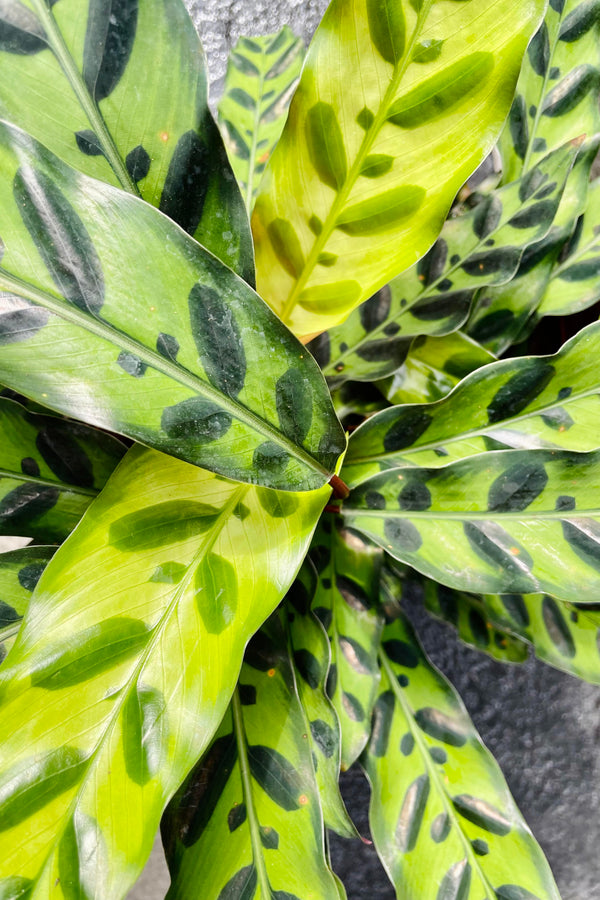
0, 123, 346, 491
252, 0, 546, 336
0, 396, 125, 541
218, 28, 304, 214
342, 447, 600, 603
0, 445, 330, 896
161, 612, 341, 900
311, 140, 576, 386
284, 562, 356, 838
309, 520, 383, 769
0, 545, 55, 659
363, 600, 561, 900
343, 321, 600, 486
0, 0, 253, 281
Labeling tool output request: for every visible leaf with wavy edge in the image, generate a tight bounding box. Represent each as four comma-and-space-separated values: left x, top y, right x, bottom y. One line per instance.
0, 0, 253, 281
0, 545, 55, 660
252, 0, 546, 337
219, 28, 304, 214
363, 589, 560, 900
0, 444, 329, 898
162, 611, 341, 900
343, 321, 600, 486
310, 139, 576, 386
0, 121, 345, 491
309, 520, 383, 769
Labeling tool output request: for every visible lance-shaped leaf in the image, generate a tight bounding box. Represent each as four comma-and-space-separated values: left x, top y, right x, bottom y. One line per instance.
310, 140, 576, 386
161, 613, 341, 900
535, 178, 600, 318
0, 122, 345, 491
0, 0, 253, 281
499, 0, 600, 183
285, 562, 356, 838
342, 448, 600, 603
423, 578, 529, 664
362, 604, 561, 900
0, 444, 329, 898
379, 333, 495, 407
218, 28, 304, 214
310, 520, 383, 769
252, 0, 545, 337
479, 591, 600, 683
342, 321, 600, 486
0, 545, 55, 659
0, 396, 124, 541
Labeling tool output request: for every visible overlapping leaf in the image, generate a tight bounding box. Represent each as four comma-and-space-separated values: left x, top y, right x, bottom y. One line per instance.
0, 444, 330, 899
252, 0, 546, 336
0, 545, 55, 659
363, 602, 561, 900
309, 140, 576, 386
310, 520, 383, 769
0, 122, 345, 491
285, 562, 356, 838
343, 322, 600, 485
162, 612, 342, 900
0, 0, 253, 281
0, 396, 124, 541
219, 28, 304, 212
343, 448, 600, 602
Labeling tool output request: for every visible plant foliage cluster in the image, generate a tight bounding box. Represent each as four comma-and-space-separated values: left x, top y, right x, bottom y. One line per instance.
0, 0, 599, 897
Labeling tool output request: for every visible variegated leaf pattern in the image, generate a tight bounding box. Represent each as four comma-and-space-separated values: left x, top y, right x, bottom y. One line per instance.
310, 519, 383, 769
499, 0, 600, 183
309, 140, 576, 386
480, 591, 600, 683
535, 178, 600, 318
252, 0, 546, 337
0, 122, 345, 491
0, 0, 253, 281
218, 28, 304, 213
285, 562, 356, 838
423, 579, 530, 664
0, 396, 124, 541
342, 448, 600, 603
0, 444, 329, 898
363, 601, 561, 900
161, 612, 341, 900
0, 545, 55, 659
379, 333, 495, 406
343, 321, 600, 486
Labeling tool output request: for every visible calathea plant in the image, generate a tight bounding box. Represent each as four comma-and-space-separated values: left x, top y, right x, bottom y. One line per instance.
0, 0, 598, 897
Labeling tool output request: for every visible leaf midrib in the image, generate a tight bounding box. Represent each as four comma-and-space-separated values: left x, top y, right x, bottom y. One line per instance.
0, 269, 329, 480
344, 506, 600, 522
0, 467, 98, 498
521, 7, 565, 173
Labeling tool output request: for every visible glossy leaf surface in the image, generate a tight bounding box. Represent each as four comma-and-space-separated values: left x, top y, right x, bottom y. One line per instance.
0, 0, 253, 280
310, 520, 383, 769
363, 606, 561, 900
0, 123, 345, 491
0, 445, 329, 898
311, 140, 575, 386
162, 613, 341, 900
219, 28, 304, 213
0, 545, 55, 659
343, 448, 600, 603
343, 322, 600, 485
252, 0, 546, 336
0, 396, 124, 540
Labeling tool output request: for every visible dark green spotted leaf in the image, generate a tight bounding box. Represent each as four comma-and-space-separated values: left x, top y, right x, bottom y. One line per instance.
0, 445, 330, 895
218, 27, 304, 212
343, 448, 600, 602
0, 544, 55, 658
0, 123, 345, 491
253, 0, 545, 336
362, 596, 560, 899
162, 613, 341, 899
0, 0, 253, 280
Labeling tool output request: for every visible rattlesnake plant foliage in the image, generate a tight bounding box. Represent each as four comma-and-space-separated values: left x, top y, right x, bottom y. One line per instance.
0, 0, 598, 897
